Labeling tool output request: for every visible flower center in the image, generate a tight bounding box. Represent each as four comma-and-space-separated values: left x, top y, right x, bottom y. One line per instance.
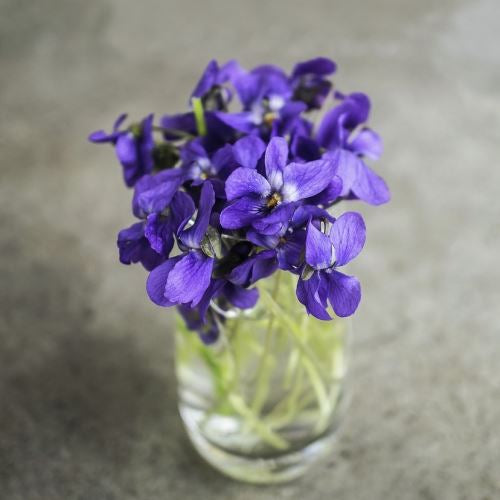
194, 157, 215, 179
263, 111, 278, 126
266, 191, 282, 209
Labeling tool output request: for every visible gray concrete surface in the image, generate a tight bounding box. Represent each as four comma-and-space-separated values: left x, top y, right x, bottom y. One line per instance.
1, 0, 499, 499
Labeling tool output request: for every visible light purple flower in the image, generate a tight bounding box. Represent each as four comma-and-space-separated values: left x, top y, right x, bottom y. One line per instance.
180, 139, 235, 197
232, 135, 266, 169
216, 65, 306, 137
117, 221, 164, 271
317, 93, 390, 205
132, 168, 185, 218
297, 212, 366, 319
144, 191, 195, 256
220, 137, 338, 235
89, 114, 154, 187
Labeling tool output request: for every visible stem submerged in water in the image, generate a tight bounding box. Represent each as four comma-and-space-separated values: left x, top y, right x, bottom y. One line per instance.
250, 271, 282, 415
177, 271, 348, 452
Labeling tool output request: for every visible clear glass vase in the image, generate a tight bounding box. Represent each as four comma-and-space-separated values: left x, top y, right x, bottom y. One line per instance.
175, 270, 349, 484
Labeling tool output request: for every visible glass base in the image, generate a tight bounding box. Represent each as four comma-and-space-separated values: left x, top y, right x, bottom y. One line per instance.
179, 403, 341, 484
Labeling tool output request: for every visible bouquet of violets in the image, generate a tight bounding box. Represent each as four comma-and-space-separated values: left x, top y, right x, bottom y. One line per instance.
90, 57, 389, 344
90, 57, 389, 483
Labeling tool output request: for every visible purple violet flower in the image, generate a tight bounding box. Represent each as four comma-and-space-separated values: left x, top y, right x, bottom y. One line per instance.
180, 139, 235, 197
232, 135, 267, 170
290, 57, 337, 110
144, 191, 195, 256
317, 93, 390, 205
89, 114, 154, 187
132, 168, 185, 218
90, 58, 391, 337
297, 212, 366, 319
220, 137, 338, 235
117, 222, 164, 271
216, 65, 306, 137
228, 249, 279, 288
246, 205, 335, 272
191, 59, 241, 111
146, 181, 216, 308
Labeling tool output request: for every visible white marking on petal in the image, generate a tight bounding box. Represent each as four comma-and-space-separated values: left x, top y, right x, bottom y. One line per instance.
268, 94, 285, 111
250, 104, 263, 125
281, 182, 299, 202
331, 244, 337, 267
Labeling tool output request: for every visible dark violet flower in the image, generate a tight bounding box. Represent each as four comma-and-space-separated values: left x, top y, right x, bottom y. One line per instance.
117, 189, 194, 271
145, 178, 261, 345
180, 139, 235, 197
290, 57, 336, 110
220, 137, 338, 235
317, 93, 390, 205
132, 168, 185, 218
234, 65, 291, 110
191, 59, 241, 111
228, 249, 279, 288
245, 229, 304, 273
246, 205, 335, 272
117, 221, 164, 271
216, 65, 306, 137
89, 114, 154, 187
146, 181, 217, 308
296, 212, 366, 319
144, 191, 195, 256
90, 57, 390, 331
222, 281, 259, 309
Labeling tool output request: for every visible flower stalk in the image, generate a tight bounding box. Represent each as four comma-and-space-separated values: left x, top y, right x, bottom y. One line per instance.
191, 97, 207, 136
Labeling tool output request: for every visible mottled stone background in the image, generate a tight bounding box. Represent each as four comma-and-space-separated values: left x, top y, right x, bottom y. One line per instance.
1, 0, 499, 499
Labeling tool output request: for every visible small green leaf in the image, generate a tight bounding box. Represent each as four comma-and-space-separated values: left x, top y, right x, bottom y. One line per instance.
300, 263, 315, 281
201, 226, 222, 259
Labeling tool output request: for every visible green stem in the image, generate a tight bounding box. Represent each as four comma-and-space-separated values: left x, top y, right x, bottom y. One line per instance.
263, 360, 304, 428
228, 394, 289, 450
192, 97, 207, 136
260, 288, 330, 380
250, 272, 282, 415
259, 287, 334, 426
177, 271, 347, 452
